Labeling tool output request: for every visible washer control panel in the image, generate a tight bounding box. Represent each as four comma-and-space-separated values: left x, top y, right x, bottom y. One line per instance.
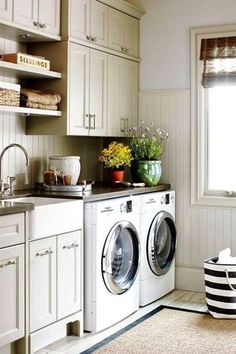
161, 193, 170, 205
120, 200, 132, 213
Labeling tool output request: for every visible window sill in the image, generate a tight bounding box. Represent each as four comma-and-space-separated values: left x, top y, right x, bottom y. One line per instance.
191, 194, 236, 208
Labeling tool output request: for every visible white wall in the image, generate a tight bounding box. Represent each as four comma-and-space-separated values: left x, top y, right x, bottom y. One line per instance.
128, 0, 236, 290
129, 0, 236, 90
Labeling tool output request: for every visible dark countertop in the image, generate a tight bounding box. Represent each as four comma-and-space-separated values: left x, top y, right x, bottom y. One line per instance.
0, 183, 171, 211
32, 183, 171, 202
0, 200, 34, 216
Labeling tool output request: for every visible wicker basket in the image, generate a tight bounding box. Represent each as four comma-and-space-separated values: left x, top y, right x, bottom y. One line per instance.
0, 82, 20, 107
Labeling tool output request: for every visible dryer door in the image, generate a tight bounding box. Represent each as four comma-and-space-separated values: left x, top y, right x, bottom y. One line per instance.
147, 211, 176, 276
102, 221, 140, 295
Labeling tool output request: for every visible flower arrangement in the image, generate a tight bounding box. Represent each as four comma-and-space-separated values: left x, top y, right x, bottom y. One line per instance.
99, 141, 133, 170
126, 121, 169, 160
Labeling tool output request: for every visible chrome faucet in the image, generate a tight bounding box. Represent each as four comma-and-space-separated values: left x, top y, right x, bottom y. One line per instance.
0, 143, 29, 196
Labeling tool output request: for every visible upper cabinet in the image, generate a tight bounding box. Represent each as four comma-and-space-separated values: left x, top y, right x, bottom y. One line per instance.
0, 0, 12, 21
26, 41, 107, 136
107, 55, 138, 136
62, 0, 140, 58
69, 0, 108, 47
108, 8, 139, 57
0, 0, 61, 41
13, 0, 60, 36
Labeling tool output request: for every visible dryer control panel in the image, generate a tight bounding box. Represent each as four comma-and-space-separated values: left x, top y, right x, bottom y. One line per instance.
120, 200, 132, 213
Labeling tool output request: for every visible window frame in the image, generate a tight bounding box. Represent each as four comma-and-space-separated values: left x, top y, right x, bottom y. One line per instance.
191, 25, 236, 207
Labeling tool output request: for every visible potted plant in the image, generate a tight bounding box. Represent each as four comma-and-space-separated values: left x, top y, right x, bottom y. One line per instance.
99, 141, 133, 184
126, 121, 168, 186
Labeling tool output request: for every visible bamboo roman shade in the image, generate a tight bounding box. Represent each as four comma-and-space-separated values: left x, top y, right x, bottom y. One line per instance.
200, 37, 236, 88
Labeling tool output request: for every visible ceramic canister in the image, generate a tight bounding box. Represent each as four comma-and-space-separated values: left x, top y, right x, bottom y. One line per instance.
48, 156, 81, 185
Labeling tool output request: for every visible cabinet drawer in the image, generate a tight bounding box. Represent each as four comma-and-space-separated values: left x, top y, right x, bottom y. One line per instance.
0, 213, 24, 248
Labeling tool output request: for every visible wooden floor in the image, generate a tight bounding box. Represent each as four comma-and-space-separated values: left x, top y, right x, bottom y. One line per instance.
37, 290, 207, 354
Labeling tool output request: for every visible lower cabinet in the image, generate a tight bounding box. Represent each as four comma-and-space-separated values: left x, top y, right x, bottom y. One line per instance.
29, 237, 57, 332
29, 230, 82, 332
57, 231, 81, 319
0, 244, 24, 347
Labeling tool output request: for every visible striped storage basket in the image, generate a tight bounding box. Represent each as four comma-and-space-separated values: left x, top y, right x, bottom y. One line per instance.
204, 257, 236, 319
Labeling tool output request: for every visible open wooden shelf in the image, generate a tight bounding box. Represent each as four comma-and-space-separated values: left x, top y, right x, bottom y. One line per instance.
0, 60, 62, 79
0, 106, 62, 117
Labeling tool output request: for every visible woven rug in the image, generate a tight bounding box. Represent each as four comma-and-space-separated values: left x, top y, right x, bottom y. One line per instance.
81, 306, 236, 354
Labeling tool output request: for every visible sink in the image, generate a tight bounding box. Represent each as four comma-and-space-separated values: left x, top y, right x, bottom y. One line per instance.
7, 197, 83, 240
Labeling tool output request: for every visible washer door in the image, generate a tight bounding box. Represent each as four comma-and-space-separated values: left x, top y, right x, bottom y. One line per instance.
147, 211, 176, 276
102, 221, 140, 295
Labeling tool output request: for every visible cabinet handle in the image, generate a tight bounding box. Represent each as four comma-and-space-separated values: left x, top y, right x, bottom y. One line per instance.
33, 21, 39, 27
36, 249, 53, 257
121, 47, 129, 53
86, 35, 91, 40
90, 114, 96, 130
120, 117, 127, 133
0, 259, 16, 269
63, 243, 79, 250
39, 23, 46, 29
85, 113, 91, 129
91, 37, 97, 42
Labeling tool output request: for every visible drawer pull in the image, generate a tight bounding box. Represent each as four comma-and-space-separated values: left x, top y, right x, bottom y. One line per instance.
0, 260, 16, 269
36, 249, 53, 257
63, 243, 79, 250
33, 21, 39, 27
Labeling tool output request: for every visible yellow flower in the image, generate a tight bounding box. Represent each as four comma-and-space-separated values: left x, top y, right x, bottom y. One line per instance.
99, 141, 133, 169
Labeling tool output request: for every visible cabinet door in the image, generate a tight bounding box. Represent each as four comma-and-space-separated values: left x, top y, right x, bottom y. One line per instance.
69, 42, 90, 135
0, 0, 12, 21
108, 7, 123, 53
107, 55, 123, 136
57, 230, 82, 319
90, 0, 108, 47
38, 0, 60, 35
29, 237, 56, 332
122, 59, 138, 130
70, 0, 90, 41
123, 14, 139, 57
89, 49, 107, 136
13, 0, 38, 29
0, 245, 24, 347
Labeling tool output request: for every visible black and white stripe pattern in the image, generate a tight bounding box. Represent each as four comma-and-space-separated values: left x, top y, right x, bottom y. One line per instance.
204, 257, 236, 319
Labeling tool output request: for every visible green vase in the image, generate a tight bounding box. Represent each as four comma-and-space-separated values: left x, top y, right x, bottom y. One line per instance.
131, 160, 162, 187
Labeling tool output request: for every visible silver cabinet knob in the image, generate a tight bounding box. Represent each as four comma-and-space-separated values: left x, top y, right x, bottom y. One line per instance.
86, 35, 91, 40
91, 37, 97, 42
33, 21, 39, 27
39, 23, 46, 29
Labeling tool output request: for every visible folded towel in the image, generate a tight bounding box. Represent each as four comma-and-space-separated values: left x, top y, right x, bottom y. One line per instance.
21, 99, 58, 110
21, 88, 61, 105
217, 248, 236, 264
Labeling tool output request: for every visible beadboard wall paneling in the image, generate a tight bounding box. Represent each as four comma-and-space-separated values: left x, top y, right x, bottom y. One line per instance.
0, 38, 103, 190
139, 90, 236, 291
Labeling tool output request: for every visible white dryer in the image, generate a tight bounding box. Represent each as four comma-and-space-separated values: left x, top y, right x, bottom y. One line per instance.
139, 191, 176, 307
84, 196, 140, 332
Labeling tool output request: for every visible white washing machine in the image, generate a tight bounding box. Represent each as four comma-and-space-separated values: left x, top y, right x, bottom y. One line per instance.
84, 196, 140, 332
139, 191, 176, 307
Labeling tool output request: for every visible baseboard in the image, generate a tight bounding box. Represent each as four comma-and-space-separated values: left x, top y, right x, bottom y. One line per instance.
176, 265, 205, 292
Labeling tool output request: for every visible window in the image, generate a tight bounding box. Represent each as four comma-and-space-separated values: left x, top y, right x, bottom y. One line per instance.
191, 25, 236, 207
